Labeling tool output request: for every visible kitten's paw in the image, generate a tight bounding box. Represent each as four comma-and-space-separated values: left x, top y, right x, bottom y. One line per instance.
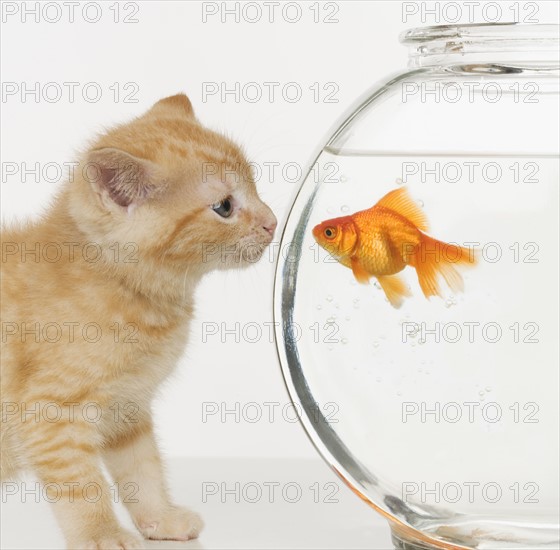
72, 528, 143, 549
138, 505, 203, 541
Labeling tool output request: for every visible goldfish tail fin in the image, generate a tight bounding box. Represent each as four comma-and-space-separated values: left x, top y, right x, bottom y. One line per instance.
375, 187, 429, 232
410, 235, 477, 299
377, 274, 411, 308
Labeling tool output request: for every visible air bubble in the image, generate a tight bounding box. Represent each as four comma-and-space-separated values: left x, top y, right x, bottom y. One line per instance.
397, 391, 403, 397
396, 177, 403, 185
479, 390, 485, 397
341, 205, 349, 212
407, 327, 419, 338
485, 386, 492, 392
326, 295, 333, 302
316, 305, 323, 310
341, 337, 348, 345
339, 174, 348, 182
326, 316, 336, 324
373, 341, 380, 348
445, 296, 457, 309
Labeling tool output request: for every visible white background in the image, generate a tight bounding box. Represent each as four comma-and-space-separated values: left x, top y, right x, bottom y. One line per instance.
1, 0, 559, 465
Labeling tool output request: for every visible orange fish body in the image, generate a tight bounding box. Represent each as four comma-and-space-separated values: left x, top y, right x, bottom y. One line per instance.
312, 187, 476, 307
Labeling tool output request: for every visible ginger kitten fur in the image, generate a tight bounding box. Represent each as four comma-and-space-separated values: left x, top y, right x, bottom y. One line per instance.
0, 94, 277, 549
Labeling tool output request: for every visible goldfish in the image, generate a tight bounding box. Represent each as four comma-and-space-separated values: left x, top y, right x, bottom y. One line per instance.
312, 187, 476, 308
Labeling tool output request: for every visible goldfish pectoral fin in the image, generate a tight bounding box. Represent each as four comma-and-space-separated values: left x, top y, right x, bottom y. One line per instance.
377, 274, 411, 308
351, 259, 371, 284
375, 187, 429, 232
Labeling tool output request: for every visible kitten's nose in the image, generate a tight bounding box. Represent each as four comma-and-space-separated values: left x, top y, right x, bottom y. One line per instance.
263, 220, 277, 236
263, 214, 277, 237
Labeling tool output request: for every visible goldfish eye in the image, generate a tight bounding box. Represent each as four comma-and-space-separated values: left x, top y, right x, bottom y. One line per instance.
324, 227, 337, 239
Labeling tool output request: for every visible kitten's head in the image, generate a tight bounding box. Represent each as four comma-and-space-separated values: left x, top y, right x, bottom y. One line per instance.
70, 94, 277, 278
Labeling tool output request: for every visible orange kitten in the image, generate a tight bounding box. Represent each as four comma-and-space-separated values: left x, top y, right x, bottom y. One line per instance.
0, 94, 276, 549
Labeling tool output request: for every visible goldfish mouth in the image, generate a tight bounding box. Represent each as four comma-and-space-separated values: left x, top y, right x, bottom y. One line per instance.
311, 224, 320, 238
312, 224, 328, 242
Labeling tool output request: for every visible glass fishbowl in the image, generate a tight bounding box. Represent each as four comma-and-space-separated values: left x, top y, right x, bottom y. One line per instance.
274, 24, 559, 550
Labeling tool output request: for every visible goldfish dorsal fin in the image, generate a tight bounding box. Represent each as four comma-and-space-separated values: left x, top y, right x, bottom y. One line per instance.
375, 187, 429, 232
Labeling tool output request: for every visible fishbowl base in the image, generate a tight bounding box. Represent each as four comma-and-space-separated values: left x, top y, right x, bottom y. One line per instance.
391, 527, 466, 550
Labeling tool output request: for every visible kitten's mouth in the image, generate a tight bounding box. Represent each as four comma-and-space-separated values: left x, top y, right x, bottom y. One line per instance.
206, 240, 272, 270
240, 241, 269, 263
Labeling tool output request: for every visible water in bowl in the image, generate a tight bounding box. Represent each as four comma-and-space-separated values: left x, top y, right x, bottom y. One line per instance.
277, 147, 559, 549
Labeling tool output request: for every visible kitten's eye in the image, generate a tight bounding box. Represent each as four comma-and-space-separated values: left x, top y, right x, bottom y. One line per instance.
211, 196, 233, 218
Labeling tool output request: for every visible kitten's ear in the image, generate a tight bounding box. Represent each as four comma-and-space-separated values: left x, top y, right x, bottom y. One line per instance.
86, 148, 162, 210
148, 93, 195, 118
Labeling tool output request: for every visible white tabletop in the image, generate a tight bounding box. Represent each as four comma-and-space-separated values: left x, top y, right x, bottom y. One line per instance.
1, 457, 393, 549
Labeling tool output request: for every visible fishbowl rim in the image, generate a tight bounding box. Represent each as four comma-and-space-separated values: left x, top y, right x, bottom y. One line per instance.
399, 22, 560, 45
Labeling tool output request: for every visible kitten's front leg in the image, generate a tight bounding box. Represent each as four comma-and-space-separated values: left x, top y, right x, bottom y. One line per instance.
103, 422, 203, 541
22, 414, 142, 549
